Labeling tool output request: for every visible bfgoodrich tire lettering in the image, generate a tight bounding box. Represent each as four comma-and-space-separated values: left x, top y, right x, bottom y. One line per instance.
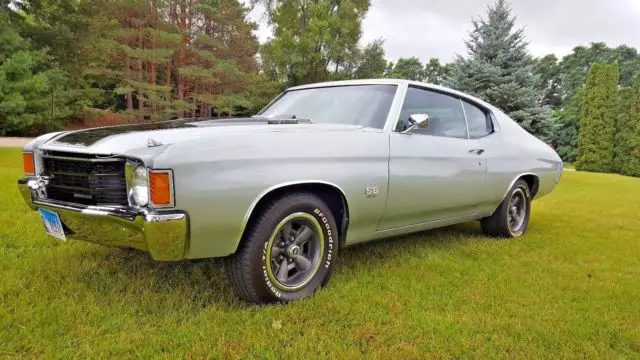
225, 192, 338, 303
481, 179, 532, 238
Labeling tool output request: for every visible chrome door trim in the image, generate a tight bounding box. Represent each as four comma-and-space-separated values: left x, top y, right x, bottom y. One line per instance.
459, 98, 471, 139
383, 82, 409, 134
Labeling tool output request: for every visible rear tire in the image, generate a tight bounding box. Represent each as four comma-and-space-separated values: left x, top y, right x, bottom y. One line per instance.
481, 179, 531, 238
225, 192, 339, 303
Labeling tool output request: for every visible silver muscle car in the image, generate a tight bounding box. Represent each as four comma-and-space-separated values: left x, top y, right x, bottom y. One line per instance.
18, 79, 563, 303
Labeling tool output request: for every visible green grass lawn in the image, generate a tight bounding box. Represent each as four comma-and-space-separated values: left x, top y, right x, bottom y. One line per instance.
1, 147, 639, 359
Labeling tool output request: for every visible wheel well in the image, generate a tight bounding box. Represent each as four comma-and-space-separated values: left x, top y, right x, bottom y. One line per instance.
242, 183, 350, 247
520, 174, 540, 198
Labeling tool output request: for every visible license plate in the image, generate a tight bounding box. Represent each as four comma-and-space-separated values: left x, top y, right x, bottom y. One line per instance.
39, 208, 67, 241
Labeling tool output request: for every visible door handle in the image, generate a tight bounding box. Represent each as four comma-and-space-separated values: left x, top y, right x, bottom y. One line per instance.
468, 149, 485, 155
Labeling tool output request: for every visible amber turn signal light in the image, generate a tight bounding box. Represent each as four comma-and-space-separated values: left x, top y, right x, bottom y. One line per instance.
23, 152, 35, 175
150, 170, 173, 206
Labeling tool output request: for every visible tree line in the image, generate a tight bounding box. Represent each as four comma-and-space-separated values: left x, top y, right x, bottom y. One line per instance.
1, 0, 638, 176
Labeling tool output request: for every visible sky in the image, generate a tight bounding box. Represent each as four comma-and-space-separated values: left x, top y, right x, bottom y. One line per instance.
248, 0, 640, 63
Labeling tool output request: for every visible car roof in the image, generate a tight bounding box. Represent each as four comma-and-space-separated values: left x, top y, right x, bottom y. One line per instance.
287, 79, 498, 113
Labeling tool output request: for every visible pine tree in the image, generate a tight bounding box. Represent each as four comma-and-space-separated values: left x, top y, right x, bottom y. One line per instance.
446, 0, 553, 142
91, 0, 265, 120
575, 63, 619, 173
614, 73, 640, 176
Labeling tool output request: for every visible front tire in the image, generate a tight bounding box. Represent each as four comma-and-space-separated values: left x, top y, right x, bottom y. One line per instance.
225, 192, 339, 303
481, 179, 531, 238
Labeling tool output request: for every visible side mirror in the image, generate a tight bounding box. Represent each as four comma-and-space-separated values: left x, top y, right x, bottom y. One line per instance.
402, 113, 429, 135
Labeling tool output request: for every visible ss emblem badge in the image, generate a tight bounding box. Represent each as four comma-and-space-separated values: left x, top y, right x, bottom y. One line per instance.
365, 185, 379, 198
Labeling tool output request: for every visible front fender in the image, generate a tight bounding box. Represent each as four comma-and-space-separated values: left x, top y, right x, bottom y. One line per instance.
152, 130, 389, 259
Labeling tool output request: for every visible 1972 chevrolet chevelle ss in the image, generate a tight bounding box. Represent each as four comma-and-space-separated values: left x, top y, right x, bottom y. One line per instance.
18, 79, 563, 303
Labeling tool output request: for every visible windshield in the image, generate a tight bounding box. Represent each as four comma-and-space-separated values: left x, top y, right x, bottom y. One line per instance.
259, 84, 397, 129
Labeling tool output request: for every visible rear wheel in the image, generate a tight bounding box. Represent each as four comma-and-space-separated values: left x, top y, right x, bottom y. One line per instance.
225, 192, 338, 303
481, 179, 531, 238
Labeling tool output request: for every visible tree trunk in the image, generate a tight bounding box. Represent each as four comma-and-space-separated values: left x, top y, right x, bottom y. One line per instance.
125, 55, 133, 112
177, 0, 188, 104
150, 0, 158, 114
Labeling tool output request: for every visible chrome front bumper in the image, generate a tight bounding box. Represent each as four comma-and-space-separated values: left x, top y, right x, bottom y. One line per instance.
18, 178, 189, 261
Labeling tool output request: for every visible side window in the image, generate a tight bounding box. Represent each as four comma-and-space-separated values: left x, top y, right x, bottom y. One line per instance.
463, 101, 493, 139
396, 87, 468, 139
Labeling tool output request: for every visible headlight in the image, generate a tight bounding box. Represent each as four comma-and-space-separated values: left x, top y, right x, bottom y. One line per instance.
128, 166, 149, 207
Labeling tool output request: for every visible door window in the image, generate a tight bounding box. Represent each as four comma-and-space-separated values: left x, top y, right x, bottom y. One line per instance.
396, 87, 468, 139
462, 100, 494, 139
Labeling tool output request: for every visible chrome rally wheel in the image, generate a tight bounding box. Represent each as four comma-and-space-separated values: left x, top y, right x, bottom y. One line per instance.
266, 213, 324, 291
226, 193, 338, 303
481, 179, 532, 238
507, 188, 527, 234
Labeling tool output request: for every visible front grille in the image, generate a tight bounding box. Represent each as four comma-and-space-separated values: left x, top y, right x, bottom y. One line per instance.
42, 151, 128, 206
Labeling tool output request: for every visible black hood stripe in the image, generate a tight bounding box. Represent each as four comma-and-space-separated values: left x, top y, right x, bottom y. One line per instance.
52, 117, 308, 147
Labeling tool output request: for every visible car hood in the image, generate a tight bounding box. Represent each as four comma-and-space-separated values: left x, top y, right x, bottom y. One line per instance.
38, 117, 366, 155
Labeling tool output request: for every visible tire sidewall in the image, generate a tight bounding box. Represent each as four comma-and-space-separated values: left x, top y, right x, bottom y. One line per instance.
506, 181, 531, 237
250, 195, 338, 302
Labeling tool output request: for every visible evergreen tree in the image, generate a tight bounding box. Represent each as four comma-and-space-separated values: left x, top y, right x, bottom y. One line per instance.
90, 0, 266, 120
446, 0, 553, 142
0, 10, 74, 135
575, 63, 619, 173
614, 73, 640, 176
613, 87, 633, 173
551, 88, 583, 163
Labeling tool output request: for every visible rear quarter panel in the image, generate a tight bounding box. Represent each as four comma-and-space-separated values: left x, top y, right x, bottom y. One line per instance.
481, 110, 563, 214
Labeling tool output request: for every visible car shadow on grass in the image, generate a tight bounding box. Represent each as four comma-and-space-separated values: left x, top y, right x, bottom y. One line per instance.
69, 221, 482, 308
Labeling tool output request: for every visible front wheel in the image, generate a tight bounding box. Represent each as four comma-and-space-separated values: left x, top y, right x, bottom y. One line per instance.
481, 179, 531, 238
225, 192, 339, 303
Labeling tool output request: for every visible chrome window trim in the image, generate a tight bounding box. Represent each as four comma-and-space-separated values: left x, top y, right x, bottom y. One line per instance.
459, 98, 496, 139
459, 98, 471, 139
383, 82, 409, 134
259, 84, 401, 130
391, 84, 471, 139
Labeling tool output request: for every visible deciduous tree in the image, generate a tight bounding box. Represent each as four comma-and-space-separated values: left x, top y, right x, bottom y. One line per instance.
387, 57, 424, 81
258, 0, 370, 86
423, 58, 452, 85
353, 39, 387, 79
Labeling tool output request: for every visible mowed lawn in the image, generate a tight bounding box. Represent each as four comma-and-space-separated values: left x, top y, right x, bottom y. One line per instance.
1, 148, 639, 359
